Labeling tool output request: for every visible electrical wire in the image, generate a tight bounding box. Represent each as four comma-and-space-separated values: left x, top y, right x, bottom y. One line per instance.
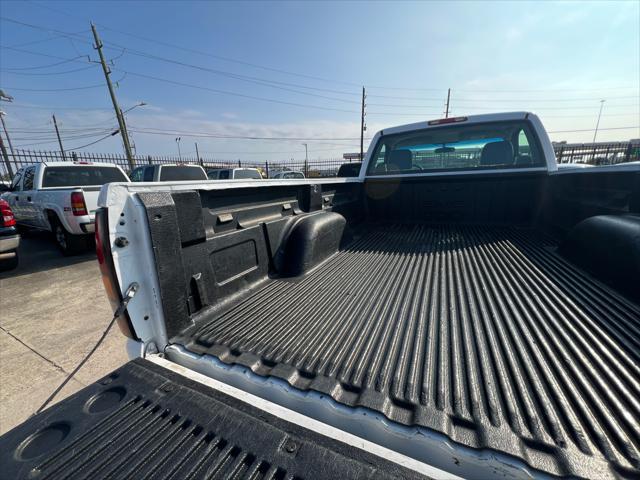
68, 131, 119, 150
111, 68, 360, 113
1, 65, 97, 75
3, 75, 125, 92
127, 125, 365, 141
8, 12, 637, 101
13, 129, 118, 148
0, 54, 87, 70
7, 103, 113, 111
28, 1, 640, 95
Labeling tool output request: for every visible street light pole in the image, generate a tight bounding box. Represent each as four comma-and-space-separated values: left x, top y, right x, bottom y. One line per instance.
175, 137, 182, 161
122, 101, 146, 115
302, 143, 308, 177
593, 99, 605, 143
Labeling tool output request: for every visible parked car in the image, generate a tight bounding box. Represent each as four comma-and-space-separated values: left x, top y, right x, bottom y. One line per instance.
207, 167, 262, 180
3, 112, 640, 480
336, 162, 362, 177
0, 198, 19, 271
129, 164, 207, 182
270, 170, 305, 179
3, 162, 129, 255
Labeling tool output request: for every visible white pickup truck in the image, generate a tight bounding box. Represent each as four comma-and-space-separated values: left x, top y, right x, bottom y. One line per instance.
1, 112, 639, 480
3, 161, 129, 255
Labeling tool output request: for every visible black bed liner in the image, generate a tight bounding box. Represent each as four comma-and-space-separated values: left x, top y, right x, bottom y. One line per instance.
0, 358, 427, 480
181, 224, 640, 479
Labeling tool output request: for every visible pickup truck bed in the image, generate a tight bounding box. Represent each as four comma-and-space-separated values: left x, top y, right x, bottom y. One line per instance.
177, 223, 640, 478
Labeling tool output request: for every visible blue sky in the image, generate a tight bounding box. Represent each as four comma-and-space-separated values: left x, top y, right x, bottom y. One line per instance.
1, 0, 638, 161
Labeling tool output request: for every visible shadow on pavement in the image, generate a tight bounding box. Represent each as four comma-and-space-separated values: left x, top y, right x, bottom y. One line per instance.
0, 230, 96, 280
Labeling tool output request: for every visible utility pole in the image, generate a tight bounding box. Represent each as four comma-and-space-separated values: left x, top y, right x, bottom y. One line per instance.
593, 99, 605, 143
0, 135, 12, 179
195, 142, 201, 165
52, 114, 66, 160
0, 111, 15, 158
360, 86, 366, 161
91, 23, 134, 170
302, 143, 308, 177
445, 88, 451, 118
175, 137, 182, 161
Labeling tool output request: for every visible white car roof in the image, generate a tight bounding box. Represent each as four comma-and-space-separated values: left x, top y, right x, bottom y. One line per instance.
39, 161, 121, 168
379, 111, 530, 136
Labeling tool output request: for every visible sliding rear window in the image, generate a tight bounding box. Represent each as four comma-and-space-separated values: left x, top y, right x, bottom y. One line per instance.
366, 120, 544, 176
159, 166, 207, 181
42, 166, 128, 187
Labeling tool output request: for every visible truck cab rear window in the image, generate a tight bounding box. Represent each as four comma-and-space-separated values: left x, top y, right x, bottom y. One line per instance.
42, 167, 128, 187
367, 120, 544, 176
159, 166, 207, 181
234, 169, 262, 179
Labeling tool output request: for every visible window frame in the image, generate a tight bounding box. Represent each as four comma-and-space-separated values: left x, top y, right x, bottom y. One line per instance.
143, 166, 155, 182
365, 120, 547, 177
11, 168, 24, 191
129, 167, 144, 182
22, 166, 36, 191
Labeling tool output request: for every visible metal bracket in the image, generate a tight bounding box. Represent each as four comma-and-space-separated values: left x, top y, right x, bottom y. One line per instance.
114, 282, 139, 318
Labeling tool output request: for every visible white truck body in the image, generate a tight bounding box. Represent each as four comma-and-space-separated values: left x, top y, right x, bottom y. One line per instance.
5, 162, 129, 235
2, 113, 638, 479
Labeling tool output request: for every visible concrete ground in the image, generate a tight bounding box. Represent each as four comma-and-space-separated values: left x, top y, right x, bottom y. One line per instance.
0, 231, 128, 435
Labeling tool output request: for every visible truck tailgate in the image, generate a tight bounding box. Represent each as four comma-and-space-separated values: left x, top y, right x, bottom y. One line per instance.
80, 186, 101, 215
0, 358, 430, 480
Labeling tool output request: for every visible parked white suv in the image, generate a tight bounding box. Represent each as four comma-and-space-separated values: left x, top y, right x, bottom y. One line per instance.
207, 167, 262, 180
270, 170, 305, 179
3, 162, 129, 255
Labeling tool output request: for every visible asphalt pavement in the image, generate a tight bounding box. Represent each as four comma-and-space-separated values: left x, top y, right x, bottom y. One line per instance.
0, 230, 128, 435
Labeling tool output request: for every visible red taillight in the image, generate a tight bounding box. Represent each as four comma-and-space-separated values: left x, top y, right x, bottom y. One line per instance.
0, 199, 16, 227
70, 191, 88, 216
95, 208, 137, 339
428, 116, 468, 126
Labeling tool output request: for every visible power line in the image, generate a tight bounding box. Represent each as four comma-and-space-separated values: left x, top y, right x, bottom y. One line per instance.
12, 130, 116, 141
1, 65, 96, 75
112, 68, 360, 113
7, 103, 113, 111
0, 54, 87, 71
2, 81, 122, 92
26, 3, 640, 95
3, 17, 638, 113
127, 126, 363, 141
0, 44, 89, 61
68, 130, 119, 150
5, 12, 640, 103
13, 130, 117, 148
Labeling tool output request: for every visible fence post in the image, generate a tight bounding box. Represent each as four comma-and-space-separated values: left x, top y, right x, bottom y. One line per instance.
147, 155, 152, 165
265, 161, 269, 179
238, 159, 241, 168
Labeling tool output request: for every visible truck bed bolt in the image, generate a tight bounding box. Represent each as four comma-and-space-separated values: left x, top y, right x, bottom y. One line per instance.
115, 237, 129, 248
